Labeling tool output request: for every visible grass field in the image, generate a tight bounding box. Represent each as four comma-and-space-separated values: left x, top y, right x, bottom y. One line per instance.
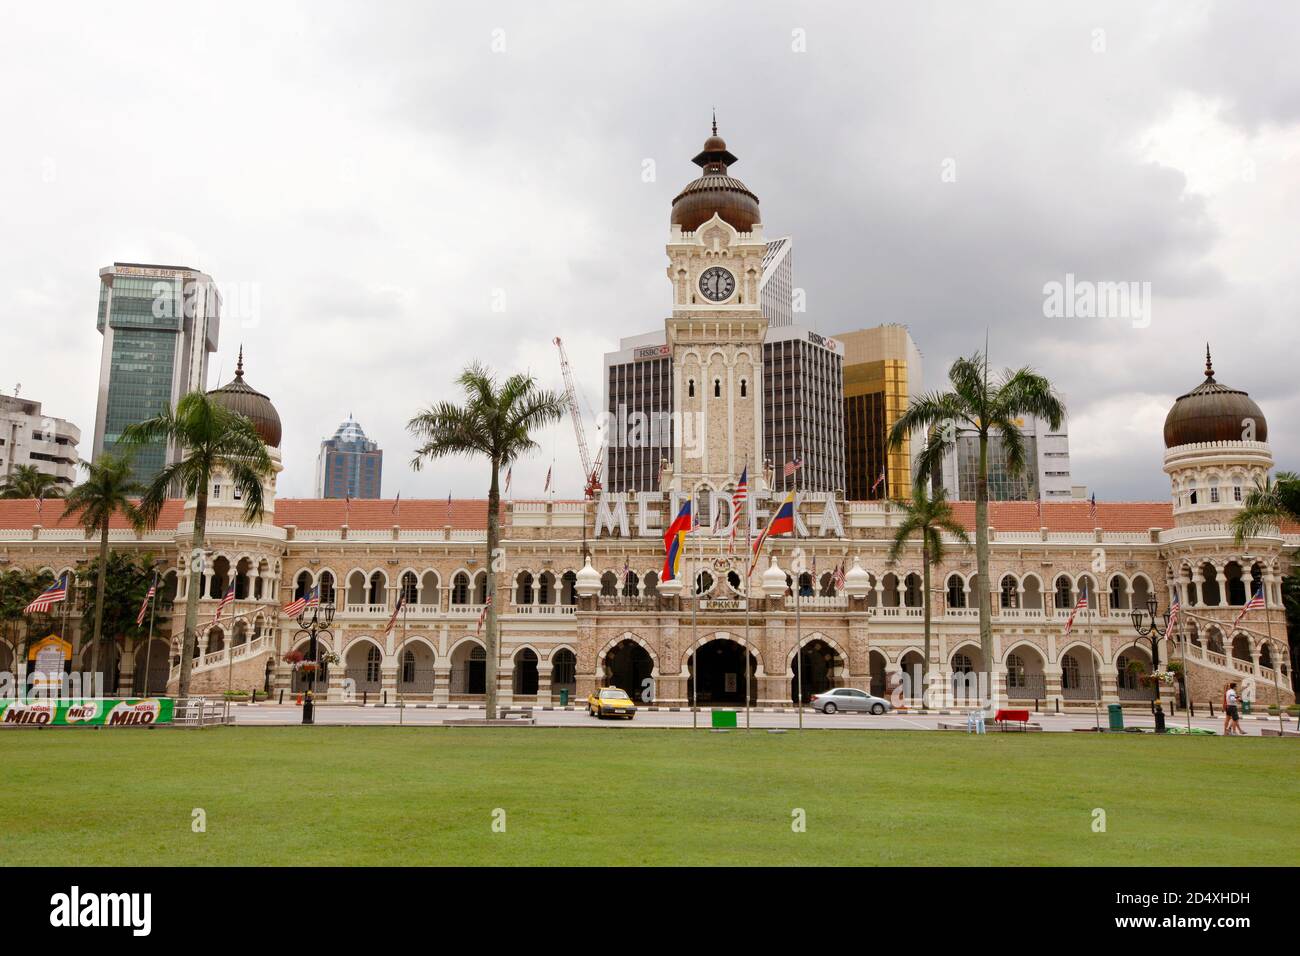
1, 727, 1295, 866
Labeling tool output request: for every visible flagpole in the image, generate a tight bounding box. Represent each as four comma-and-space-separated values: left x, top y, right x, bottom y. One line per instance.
226, 594, 237, 696
1176, 601, 1192, 735
142, 570, 159, 697
397, 595, 409, 726
794, 479, 803, 733
61, 573, 72, 699
691, 506, 698, 731
744, 483, 752, 732
1088, 586, 1100, 731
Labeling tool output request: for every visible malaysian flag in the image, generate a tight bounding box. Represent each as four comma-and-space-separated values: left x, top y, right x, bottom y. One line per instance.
344, 494, 351, 523
1036, 496, 1043, 523
728, 466, 749, 551
832, 562, 846, 591
784, 456, 803, 478
214, 584, 235, 623
25, 575, 68, 614
1089, 493, 1097, 523
286, 585, 320, 618
870, 467, 886, 496
476, 593, 493, 634
543, 466, 552, 494
136, 575, 158, 627
503, 468, 512, 497
1168, 593, 1180, 633
1063, 584, 1089, 636
392, 491, 401, 516
1231, 585, 1266, 630
384, 594, 406, 636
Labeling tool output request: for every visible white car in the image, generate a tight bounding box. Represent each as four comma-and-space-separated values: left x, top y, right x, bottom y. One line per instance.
810, 688, 892, 715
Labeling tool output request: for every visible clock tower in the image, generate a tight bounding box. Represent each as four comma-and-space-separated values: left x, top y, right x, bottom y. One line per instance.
663, 119, 769, 509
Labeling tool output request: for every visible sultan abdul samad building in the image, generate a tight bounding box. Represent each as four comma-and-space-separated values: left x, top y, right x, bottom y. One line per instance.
0, 129, 1294, 712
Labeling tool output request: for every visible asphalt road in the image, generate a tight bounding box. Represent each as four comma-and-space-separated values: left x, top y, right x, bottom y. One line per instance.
229, 703, 1292, 735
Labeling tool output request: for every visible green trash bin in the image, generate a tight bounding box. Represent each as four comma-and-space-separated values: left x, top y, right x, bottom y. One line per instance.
1241, 698, 1251, 715
559, 689, 569, 707
1107, 703, 1124, 731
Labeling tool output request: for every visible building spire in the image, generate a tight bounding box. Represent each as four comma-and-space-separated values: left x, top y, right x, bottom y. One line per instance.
711, 108, 717, 136
236, 344, 245, 378
1204, 342, 1213, 378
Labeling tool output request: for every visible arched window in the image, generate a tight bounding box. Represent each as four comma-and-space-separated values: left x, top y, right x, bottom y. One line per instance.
1061, 654, 1080, 689
366, 646, 381, 684
295, 570, 311, 600
367, 571, 385, 605
688, 379, 695, 398
1055, 576, 1072, 609
318, 571, 335, 605
1109, 575, 1125, 610
946, 575, 966, 608
740, 379, 748, 398
401, 571, 418, 605
1007, 653, 1025, 688
713, 379, 721, 398
452, 572, 470, 605
1000, 575, 1017, 609
952, 653, 973, 673
402, 649, 416, 683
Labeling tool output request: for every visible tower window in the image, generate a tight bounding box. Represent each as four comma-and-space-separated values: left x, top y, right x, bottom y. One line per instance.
1209, 487, 1219, 503
713, 379, 721, 398
1233, 486, 1242, 501
688, 379, 695, 398
740, 379, 747, 398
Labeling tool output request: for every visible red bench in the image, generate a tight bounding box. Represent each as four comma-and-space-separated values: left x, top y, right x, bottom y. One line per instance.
994, 708, 1030, 730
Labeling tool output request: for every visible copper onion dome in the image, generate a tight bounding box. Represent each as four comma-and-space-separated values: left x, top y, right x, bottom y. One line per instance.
1162, 345, 1267, 448
208, 347, 283, 448
670, 114, 761, 233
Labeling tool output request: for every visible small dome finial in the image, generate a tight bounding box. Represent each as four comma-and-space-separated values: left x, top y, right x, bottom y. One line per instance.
1204, 342, 1213, 378
711, 108, 717, 137
236, 344, 244, 378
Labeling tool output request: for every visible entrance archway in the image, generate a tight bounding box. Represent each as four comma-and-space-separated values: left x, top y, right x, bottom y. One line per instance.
687, 639, 757, 705
602, 639, 654, 701
791, 638, 843, 703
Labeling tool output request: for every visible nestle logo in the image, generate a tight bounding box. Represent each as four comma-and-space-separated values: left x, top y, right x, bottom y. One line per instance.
49, 886, 151, 936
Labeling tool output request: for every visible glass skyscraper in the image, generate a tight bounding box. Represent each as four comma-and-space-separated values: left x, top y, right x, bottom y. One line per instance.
92, 263, 220, 484
316, 417, 383, 499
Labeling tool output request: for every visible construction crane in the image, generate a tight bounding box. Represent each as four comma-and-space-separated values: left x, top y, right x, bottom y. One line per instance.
553, 337, 604, 500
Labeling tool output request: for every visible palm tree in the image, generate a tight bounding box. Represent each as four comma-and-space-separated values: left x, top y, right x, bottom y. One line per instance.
1232, 471, 1300, 543
61, 454, 144, 691
888, 349, 1065, 699
886, 481, 970, 706
408, 363, 565, 719
0, 464, 65, 500
122, 392, 274, 698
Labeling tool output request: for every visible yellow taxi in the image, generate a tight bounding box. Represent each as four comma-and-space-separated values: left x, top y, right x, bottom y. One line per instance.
587, 686, 637, 719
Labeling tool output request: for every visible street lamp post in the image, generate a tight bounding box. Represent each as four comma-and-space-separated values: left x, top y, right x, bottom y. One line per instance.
1131, 595, 1187, 732
295, 600, 334, 725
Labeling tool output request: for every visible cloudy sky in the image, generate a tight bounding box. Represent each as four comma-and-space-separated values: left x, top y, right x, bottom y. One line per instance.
2, 0, 1296, 501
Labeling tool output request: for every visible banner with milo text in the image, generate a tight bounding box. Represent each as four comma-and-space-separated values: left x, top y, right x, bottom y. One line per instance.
0, 698, 174, 727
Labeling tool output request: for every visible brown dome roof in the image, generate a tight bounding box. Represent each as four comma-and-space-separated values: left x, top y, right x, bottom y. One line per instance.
1163, 347, 1266, 448
209, 348, 282, 448
670, 118, 760, 233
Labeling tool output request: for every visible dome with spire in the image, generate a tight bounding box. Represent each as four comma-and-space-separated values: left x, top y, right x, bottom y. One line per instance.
1163, 346, 1267, 448
670, 115, 761, 233
208, 347, 283, 448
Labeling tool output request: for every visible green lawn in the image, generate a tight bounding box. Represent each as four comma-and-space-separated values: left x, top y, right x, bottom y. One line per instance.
1, 727, 1295, 866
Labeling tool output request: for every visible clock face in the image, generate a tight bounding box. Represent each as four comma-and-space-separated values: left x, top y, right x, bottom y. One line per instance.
698, 266, 736, 302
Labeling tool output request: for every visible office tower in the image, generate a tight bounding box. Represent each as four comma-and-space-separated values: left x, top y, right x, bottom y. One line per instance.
838, 324, 923, 502
0, 394, 81, 491
93, 262, 220, 482
316, 416, 383, 499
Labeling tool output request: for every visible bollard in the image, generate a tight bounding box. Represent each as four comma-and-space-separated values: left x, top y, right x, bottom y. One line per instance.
1209, 700, 1214, 718
278, 689, 284, 705
1034, 697, 1040, 714
363, 690, 368, 706
1055, 698, 1060, 715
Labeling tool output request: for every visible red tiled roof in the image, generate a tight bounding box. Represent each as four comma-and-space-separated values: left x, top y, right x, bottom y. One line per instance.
274, 498, 509, 531
946, 500, 1173, 532
0, 499, 186, 531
